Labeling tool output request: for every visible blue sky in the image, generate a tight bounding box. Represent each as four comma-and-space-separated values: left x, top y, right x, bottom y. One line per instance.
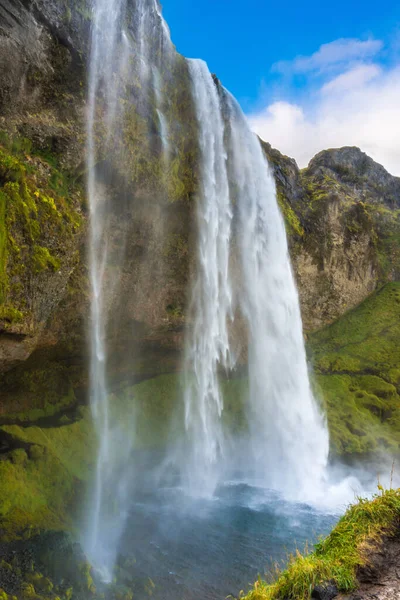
162, 1, 400, 174
163, 0, 399, 108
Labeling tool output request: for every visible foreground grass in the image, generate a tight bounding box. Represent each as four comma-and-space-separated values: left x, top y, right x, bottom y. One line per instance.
242, 488, 400, 600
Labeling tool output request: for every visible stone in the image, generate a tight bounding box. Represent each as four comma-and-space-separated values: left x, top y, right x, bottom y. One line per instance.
311, 583, 339, 600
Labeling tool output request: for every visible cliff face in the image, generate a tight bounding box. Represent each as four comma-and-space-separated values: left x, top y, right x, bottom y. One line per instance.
264, 143, 400, 330
0, 0, 88, 374
0, 0, 196, 421
0, 0, 399, 420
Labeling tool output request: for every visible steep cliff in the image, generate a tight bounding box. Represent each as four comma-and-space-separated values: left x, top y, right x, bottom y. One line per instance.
0, 0, 88, 375
264, 142, 400, 331
0, 0, 198, 423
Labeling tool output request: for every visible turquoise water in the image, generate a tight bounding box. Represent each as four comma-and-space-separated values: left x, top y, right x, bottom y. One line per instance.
117, 483, 338, 600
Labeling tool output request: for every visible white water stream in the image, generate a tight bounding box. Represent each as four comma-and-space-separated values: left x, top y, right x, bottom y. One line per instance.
179, 60, 235, 496
179, 62, 330, 500
85, 0, 173, 579
85, 0, 130, 579
225, 92, 330, 499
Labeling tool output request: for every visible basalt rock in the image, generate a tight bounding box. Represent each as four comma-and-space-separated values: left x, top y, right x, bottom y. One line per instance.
312, 583, 339, 600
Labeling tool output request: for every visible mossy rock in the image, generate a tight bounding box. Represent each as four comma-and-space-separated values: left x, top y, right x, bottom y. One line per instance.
0, 132, 84, 333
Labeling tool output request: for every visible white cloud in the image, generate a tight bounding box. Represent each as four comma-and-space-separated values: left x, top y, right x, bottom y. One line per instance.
273, 38, 383, 75
321, 64, 381, 94
249, 41, 400, 176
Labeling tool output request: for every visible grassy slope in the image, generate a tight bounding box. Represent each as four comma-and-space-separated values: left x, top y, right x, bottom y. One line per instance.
242, 488, 400, 600
0, 375, 181, 541
0, 409, 96, 542
307, 282, 400, 459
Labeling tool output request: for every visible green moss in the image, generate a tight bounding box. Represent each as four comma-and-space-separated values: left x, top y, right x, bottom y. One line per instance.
0, 374, 189, 541
242, 489, 400, 600
0, 363, 78, 425
0, 407, 96, 542
345, 201, 372, 232
0, 136, 83, 328
0, 305, 24, 323
0, 190, 7, 302
300, 172, 339, 207
277, 191, 304, 237
367, 204, 400, 281
32, 246, 61, 274
308, 283, 400, 458
0, 452, 74, 542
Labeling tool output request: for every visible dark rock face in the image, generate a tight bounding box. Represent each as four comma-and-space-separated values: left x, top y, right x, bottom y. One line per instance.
0, 0, 88, 385
262, 141, 305, 207
340, 534, 400, 600
312, 583, 339, 600
0, 0, 194, 418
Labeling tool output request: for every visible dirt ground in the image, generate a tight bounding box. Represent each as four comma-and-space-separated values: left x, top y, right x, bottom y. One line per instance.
340, 535, 400, 600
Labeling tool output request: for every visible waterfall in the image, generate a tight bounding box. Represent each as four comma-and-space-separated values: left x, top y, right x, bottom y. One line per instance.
181, 63, 330, 499
85, 0, 173, 579
179, 60, 234, 496
85, 0, 131, 580
224, 92, 330, 498
153, 67, 170, 161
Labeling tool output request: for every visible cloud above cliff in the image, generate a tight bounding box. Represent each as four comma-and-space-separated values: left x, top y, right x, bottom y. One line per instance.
249, 38, 400, 176
272, 38, 383, 76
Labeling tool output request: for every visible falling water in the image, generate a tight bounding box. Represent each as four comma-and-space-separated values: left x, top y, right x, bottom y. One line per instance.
153, 67, 170, 160
180, 60, 234, 497
85, 0, 173, 578
85, 0, 131, 579
181, 63, 330, 499
224, 92, 330, 499
86, 0, 335, 577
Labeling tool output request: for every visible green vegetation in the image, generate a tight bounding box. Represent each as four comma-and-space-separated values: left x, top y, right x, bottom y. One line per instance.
0, 537, 139, 600
0, 372, 248, 542
0, 363, 78, 425
0, 133, 84, 330
0, 374, 181, 541
367, 203, 400, 281
32, 246, 61, 274
277, 191, 304, 238
241, 488, 400, 600
308, 282, 400, 458
0, 409, 96, 542
3, 278, 400, 541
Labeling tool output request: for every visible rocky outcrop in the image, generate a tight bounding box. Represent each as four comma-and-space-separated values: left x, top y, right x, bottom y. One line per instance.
0, 0, 88, 382
264, 143, 400, 331
309, 147, 400, 209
